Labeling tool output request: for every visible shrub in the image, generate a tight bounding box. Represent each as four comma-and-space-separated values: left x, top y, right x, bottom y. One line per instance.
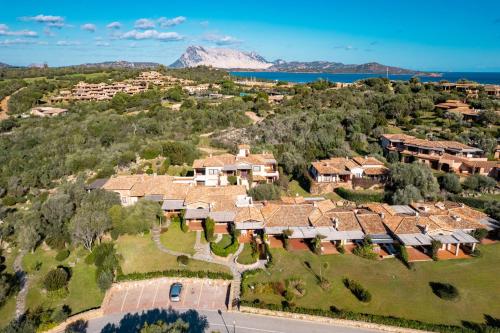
117, 269, 232, 281
397, 244, 410, 268
342, 278, 372, 302
97, 270, 114, 291
2, 196, 17, 206
336, 243, 345, 254
439, 173, 462, 194
352, 237, 377, 260
429, 282, 459, 300
177, 255, 189, 266
228, 175, 238, 185
43, 268, 69, 291
179, 211, 188, 233
210, 235, 239, 257
470, 228, 488, 242
248, 184, 281, 201
204, 217, 215, 242
430, 240, 442, 261
334, 188, 383, 203
55, 249, 70, 262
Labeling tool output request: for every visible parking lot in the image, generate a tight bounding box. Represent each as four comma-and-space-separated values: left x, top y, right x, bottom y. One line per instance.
102, 278, 231, 314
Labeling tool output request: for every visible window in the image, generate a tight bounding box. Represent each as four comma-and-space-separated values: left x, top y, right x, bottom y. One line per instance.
208, 169, 218, 175
252, 165, 261, 172
121, 197, 128, 204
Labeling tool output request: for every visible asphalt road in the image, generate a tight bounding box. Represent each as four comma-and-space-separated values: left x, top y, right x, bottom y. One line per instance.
86, 308, 382, 333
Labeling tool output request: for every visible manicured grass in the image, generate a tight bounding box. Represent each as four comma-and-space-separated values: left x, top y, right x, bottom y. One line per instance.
159, 222, 196, 255
115, 234, 230, 275
242, 244, 500, 326
237, 244, 257, 265
23, 247, 104, 316
216, 235, 233, 248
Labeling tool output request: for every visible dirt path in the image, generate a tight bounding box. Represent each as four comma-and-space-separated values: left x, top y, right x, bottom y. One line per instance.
0, 87, 26, 120
245, 111, 263, 124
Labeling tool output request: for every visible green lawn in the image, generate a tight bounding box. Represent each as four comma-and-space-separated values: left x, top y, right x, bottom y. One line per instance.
23, 247, 104, 316
159, 222, 196, 255
242, 243, 500, 326
236, 244, 257, 265
115, 234, 230, 274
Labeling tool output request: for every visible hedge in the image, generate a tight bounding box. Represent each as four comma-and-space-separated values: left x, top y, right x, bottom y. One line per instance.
116, 269, 233, 282
334, 188, 384, 203
239, 301, 468, 333
448, 195, 491, 210
210, 236, 239, 257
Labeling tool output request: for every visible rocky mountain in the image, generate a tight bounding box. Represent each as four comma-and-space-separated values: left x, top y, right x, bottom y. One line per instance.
75, 61, 161, 69
0, 62, 13, 68
268, 61, 424, 74
171, 46, 426, 74
170, 46, 273, 69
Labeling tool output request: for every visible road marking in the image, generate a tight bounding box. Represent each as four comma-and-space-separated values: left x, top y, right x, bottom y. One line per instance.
119, 288, 129, 312
211, 284, 218, 308
152, 281, 160, 307
197, 280, 204, 307
136, 284, 145, 309
209, 323, 284, 333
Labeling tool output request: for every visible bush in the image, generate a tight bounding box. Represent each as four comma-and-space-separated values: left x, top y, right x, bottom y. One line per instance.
210, 235, 239, 257
470, 228, 488, 242
55, 249, 70, 262
204, 217, 215, 242
429, 282, 459, 300
352, 237, 377, 260
335, 243, 345, 254
248, 184, 281, 201
342, 278, 372, 302
97, 270, 114, 291
430, 240, 442, 261
117, 269, 232, 282
334, 188, 384, 203
228, 175, 238, 185
177, 255, 189, 266
439, 173, 462, 194
43, 268, 69, 291
239, 301, 464, 332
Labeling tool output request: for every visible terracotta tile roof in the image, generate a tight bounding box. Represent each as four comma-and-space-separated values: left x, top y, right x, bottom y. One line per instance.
311, 157, 359, 175
363, 167, 389, 176
184, 185, 247, 211
102, 175, 147, 190
352, 156, 384, 166
363, 203, 398, 216
192, 152, 276, 168
429, 215, 484, 231
435, 100, 470, 109
314, 200, 336, 213
383, 216, 443, 234
448, 206, 488, 220
261, 204, 315, 228
326, 210, 362, 231
235, 206, 265, 223
129, 175, 175, 196
281, 196, 307, 204
356, 213, 387, 234
382, 134, 479, 152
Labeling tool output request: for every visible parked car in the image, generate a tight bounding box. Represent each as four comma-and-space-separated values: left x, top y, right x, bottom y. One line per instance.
169, 283, 183, 302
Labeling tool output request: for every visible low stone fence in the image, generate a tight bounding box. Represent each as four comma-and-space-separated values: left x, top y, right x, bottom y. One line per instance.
43, 309, 103, 333
239, 306, 432, 333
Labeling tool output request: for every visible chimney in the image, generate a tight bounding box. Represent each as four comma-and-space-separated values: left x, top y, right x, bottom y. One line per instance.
424, 224, 429, 234
345, 156, 349, 161
333, 217, 339, 229
379, 212, 385, 219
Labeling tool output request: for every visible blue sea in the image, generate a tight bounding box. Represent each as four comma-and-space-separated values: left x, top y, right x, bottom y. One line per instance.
230, 71, 500, 85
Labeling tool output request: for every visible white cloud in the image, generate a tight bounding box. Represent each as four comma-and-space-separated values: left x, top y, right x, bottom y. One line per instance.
203, 33, 241, 46
81, 23, 96, 32
333, 44, 357, 51
158, 16, 186, 27
20, 14, 64, 24
56, 40, 81, 46
200, 21, 209, 27
46, 22, 66, 29
43, 27, 55, 36
106, 21, 121, 29
120, 29, 183, 41
0, 38, 46, 46
96, 41, 110, 47
134, 18, 155, 29
0, 24, 38, 37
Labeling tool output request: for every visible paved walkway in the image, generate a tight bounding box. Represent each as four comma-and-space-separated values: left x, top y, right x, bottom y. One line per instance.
13, 250, 28, 319
151, 227, 268, 308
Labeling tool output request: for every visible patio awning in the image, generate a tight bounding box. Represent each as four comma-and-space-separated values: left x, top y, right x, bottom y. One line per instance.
432, 230, 478, 244
144, 194, 163, 202
397, 233, 433, 246
161, 199, 185, 211
209, 211, 236, 222
184, 208, 209, 220
369, 234, 395, 244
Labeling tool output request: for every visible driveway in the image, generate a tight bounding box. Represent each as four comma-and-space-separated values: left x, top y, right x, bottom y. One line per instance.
102, 278, 231, 315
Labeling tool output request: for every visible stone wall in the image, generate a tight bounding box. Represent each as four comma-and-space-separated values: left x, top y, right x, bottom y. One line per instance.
310, 181, 352, 195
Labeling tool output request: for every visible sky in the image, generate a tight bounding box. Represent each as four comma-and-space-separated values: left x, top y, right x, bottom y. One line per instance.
1, 0, 500, 71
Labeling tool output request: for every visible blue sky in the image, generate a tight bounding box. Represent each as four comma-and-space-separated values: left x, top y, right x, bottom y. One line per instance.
1, 0, 499, 71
